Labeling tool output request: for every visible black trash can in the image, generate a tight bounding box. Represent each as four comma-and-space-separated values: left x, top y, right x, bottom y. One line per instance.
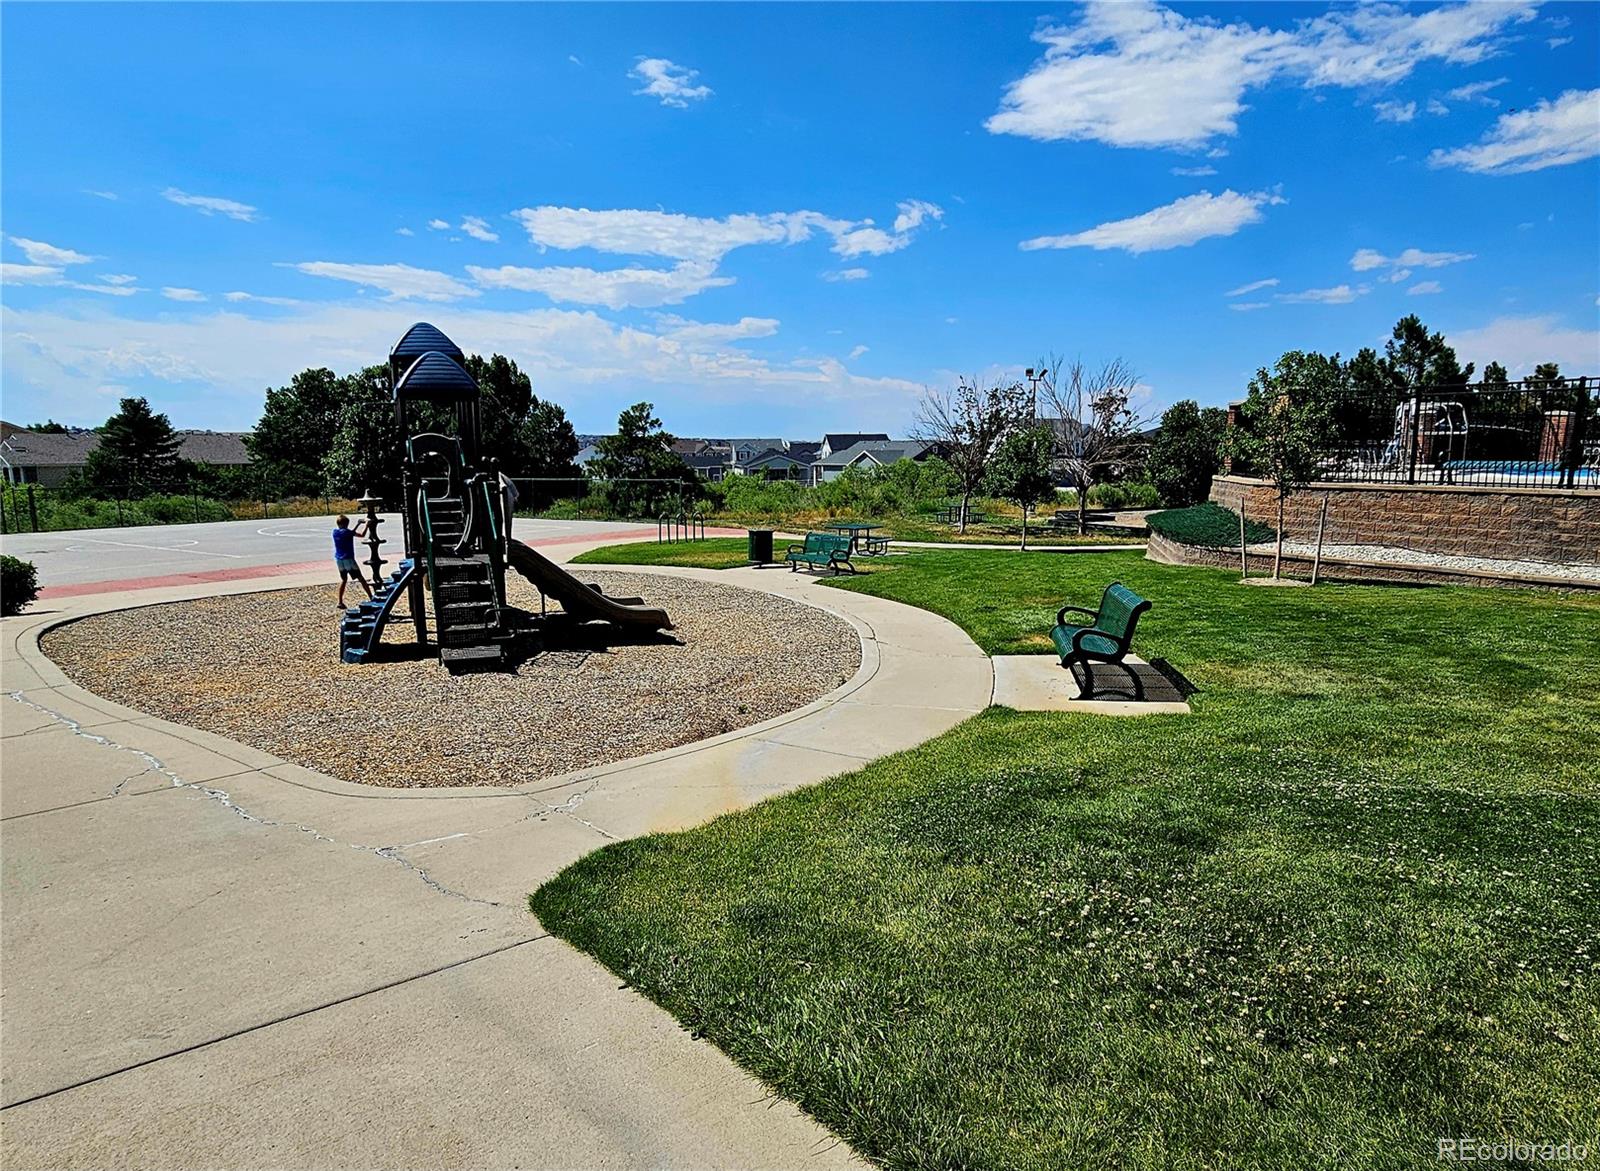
747, 528, 775, 564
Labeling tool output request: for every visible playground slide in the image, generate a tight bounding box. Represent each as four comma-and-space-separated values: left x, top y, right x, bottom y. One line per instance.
505, 539, 674, 631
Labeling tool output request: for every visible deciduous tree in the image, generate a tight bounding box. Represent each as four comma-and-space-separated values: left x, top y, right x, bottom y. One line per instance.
1147, 399, 1226, 508
1040, 357, 1146, 535
911, 378, 1029, 532
984, 425, 1057, 550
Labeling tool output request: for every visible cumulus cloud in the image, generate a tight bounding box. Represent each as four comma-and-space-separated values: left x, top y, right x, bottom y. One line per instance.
1428, 88, 1600, 175
1, 263, 66, 286
629, 57, 712, 107
395, 227, 416, 237
161, 187, 259, 222
10, 237, 95, 266
849, 344, 869, 359
511, 203, 942, 264
1449, 314, 1600, 377
466, 261, 732, 309
428, 219, 451, 231
1374, 100, 1417, 123
459, 216, 499, 243
1350, 247, 1476, 279
161, 287, 207, 302
288, 262, 477, 302
0, 300, 924, 428
1020, 189, 1283, 254
986, 0, 1535, 150
1407, 280, 1443, 295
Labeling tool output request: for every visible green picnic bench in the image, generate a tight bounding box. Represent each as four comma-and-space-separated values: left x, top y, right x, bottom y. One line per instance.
786, 531, 857, 574
1051, 581, 1152, 695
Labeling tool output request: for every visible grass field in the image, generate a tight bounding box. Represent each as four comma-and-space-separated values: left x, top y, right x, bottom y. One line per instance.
570, 536, 758, 569
531, 550, 1600, 1169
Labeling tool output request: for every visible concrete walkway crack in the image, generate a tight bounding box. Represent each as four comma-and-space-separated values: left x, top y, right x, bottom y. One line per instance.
6, 690, 508, 909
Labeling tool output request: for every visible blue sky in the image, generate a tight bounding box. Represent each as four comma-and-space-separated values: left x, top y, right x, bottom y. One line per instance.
2, 1, 1596, 437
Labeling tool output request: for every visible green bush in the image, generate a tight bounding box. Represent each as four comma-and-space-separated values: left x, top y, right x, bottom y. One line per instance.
1, 555, 39, 616
1146, 502, 1274, 547
1088, 480, 1162, 510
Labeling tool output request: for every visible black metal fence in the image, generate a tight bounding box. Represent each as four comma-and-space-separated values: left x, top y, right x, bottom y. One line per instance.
1286, 377, 1597, 490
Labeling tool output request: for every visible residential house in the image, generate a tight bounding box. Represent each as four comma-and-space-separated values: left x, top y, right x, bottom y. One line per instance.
818, 432, 889, 460
740, 447, 813, 481
810, 439, 934, 484
0, 423, 253, 487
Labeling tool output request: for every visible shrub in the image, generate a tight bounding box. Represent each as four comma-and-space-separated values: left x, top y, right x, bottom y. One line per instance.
1088, 480, 1162, 510
1146, 502, 1274, 548
1, 555, 39, 616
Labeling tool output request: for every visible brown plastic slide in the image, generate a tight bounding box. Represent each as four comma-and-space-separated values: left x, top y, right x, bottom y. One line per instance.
506, 539, 674, 631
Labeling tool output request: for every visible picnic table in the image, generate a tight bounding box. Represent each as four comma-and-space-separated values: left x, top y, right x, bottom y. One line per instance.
824, 521, 887, 555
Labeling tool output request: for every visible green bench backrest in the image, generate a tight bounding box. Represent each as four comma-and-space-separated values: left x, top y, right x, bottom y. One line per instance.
803, 531, 850, 554
1095, 582, 1149, 642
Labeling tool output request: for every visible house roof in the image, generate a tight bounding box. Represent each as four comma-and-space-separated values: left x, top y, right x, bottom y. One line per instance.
0, 428, 253, 468
814, 440, 931, 469
741, 448, 807, 468
823, 432, 889, 451
683, 451, 728, 470
0, 429, 99, 467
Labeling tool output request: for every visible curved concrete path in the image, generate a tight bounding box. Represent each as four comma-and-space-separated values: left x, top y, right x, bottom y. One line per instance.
0, 543, 991, 1170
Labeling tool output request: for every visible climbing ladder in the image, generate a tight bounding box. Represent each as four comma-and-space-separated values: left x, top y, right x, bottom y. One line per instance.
339, 560, 417, 664
420, 487, 506, 671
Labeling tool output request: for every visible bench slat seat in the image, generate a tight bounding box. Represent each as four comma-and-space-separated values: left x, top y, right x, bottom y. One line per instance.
1050, 581, 1152, 696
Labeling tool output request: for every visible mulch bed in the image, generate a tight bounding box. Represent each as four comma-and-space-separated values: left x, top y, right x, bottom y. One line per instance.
42, 570, 861, 789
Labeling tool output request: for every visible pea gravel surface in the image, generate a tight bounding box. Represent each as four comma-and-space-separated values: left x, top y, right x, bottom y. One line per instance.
41, 571, 861, 789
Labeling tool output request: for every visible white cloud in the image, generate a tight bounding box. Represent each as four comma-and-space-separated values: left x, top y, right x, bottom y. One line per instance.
1171, 165, 1218, 176
395, 227, 415, 237
0, 300, 924, 428
222, 291, 303, 307
823, 268, 871, 282
460, 216, 499, 243
1020, 188, 1283, 254
161, 287, 206, 302
98, 273, 138, 286
1449, 314, 1600, 377
10, 237, 95, 266
1, 263, 66, 285
1407, 280, 1443, 295
1427, 99, 1451, 116
1228, 301, 1271, 312
85, 190, 118, 201
1429, 89, 1600, 174
1374, 100, 1417, 123
1350, 247, 1475, 283
1277, 284, 1365, 304
289, 262, 477, 302
511, 203, 941, 264
428, 219, 451, 231
985, 0, 1535, 150
1447, 77, 1508, 105
69, 281, 141, 297
849, 344, 869, 359
161, 187, 259, 222
1548, 36, 1572, 48
1225, 277, 1278, 296
568, 54, 582, 66
892, 199, 943, 234
466, 260, 731, 309
629, 57, 712, 108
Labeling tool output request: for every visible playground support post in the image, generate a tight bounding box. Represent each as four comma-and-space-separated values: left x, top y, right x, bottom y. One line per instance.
358, 488, 386, 589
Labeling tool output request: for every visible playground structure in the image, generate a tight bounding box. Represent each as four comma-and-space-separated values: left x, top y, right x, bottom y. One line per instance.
339, 323, 672, 671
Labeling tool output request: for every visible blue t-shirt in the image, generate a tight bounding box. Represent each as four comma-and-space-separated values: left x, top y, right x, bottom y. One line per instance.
332, 526, 356, 561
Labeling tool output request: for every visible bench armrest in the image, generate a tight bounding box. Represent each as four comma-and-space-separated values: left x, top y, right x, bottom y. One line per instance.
1056, 604, 1098, 626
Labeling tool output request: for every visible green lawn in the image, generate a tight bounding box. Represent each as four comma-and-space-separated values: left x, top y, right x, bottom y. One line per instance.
569, 536, 757, 569
531, 550, 1600, 1169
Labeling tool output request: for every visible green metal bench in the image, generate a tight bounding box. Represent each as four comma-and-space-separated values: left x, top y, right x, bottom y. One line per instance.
1051, 581, 1152, 695
786, 531, 856, 574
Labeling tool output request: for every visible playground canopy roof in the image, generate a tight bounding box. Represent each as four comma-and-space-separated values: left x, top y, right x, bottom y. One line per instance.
391, 322, 465, 368
394, 351, 481, 401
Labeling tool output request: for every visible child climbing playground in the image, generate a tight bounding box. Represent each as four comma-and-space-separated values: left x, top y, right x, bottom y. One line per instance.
332, 515, 372, 609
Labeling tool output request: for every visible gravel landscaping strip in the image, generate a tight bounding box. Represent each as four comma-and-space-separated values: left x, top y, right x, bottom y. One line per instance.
1263, 541, 1600, 582
42, 571, 861, 789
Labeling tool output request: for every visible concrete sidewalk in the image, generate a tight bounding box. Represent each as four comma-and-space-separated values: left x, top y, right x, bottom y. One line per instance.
1, 548, 992, 1169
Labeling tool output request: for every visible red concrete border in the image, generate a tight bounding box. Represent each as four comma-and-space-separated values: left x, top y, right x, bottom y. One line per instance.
36, 526, 745, 600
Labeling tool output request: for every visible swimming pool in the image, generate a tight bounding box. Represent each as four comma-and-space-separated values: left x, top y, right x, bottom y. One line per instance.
1444, 460, 1598, 486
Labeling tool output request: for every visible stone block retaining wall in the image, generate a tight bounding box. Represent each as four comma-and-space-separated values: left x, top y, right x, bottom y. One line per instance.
1208, 476, 1600, 565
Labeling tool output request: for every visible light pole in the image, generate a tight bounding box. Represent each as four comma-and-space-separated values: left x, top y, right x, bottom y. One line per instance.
1025, 367, 1044, 424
